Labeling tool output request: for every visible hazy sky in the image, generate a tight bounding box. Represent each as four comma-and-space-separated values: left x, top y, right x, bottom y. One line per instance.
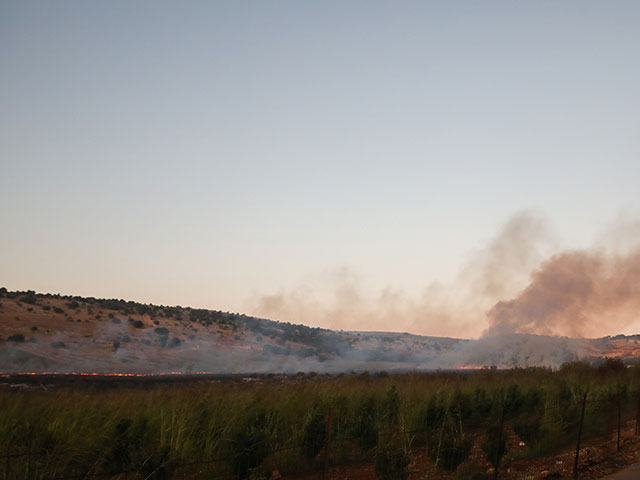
2, 2, 639, 337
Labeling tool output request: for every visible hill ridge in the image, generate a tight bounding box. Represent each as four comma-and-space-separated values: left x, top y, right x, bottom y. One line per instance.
1, 288, 639, 373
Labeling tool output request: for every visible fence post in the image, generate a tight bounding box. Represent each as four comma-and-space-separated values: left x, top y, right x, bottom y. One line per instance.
617, 384, 622, 452
322, 409, 333, 480
636, 389, 640, 436
573, 392, 588, 479
493, 401, 505, 480
434, 407, 448, 468
4, 439, 12, 480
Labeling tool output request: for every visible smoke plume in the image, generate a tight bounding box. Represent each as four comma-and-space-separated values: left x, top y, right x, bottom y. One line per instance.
484, 248, 640, 337
247, 211, 556, 338
249, 211, 640, 339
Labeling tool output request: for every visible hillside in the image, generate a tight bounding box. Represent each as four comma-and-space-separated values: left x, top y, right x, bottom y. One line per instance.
1, 288, 639, 373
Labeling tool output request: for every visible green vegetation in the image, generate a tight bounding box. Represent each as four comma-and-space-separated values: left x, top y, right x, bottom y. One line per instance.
374, 437, 410, 480
1, 364, 639, 479
20, 292, 38, 305
155, 327, 170, 336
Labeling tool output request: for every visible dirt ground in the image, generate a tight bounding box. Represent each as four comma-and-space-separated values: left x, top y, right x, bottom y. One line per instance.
291, 420, 640, 480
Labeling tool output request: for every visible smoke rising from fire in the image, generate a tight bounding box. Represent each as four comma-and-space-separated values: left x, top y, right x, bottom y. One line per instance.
484, 247, 640, 338
247, 212, 559, 338
247, 212, 640, 339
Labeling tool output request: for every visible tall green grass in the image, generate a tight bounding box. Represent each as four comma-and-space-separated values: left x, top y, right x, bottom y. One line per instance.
1, 363, 639, 479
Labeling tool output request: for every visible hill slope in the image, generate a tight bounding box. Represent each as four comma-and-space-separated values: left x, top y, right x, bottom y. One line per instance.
1, 288, 639, 373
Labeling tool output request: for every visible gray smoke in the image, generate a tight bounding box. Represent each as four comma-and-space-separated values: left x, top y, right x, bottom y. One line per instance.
247, 211, 554, 338
484, 248, 640, 337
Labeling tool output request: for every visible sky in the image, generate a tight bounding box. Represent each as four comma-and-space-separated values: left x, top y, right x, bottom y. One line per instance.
1, 1, 639, 338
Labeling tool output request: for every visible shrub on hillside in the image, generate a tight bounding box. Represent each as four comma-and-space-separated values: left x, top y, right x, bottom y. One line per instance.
8, 333, 25, 342
20, 292, 38, 305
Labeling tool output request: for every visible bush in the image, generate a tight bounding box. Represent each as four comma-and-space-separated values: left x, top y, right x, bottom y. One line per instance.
382, 385, 401, 426
453, 459, 488, 480
8, 333, 25, 342
354, 396, 378, 452
102, 418, 157, 475
374, 438, 410, 480
302, 410, 326, 460
21, 293, 38, 305
51, 341, 66, 348
154, 327, 169, 336
482, 422, 506, 469
231, 410, 276, 479
432, 427, 472, 471
132, 320, 144, 329
53, 307, 64, 314
512, 387, 545, 448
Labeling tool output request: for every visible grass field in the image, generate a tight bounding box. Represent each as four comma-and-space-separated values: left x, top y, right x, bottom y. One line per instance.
2, 360, 639, 479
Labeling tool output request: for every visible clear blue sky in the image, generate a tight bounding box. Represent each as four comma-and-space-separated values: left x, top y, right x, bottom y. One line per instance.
1, 1, 639, 337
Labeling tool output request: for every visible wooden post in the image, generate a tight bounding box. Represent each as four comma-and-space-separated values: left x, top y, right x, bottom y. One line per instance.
635, 389, 640, 436
574, 392, 588, 479
494, 402, 505, 480
4, 438, 12, 480
322, 409, 333, 480
617, 385, 622, 452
